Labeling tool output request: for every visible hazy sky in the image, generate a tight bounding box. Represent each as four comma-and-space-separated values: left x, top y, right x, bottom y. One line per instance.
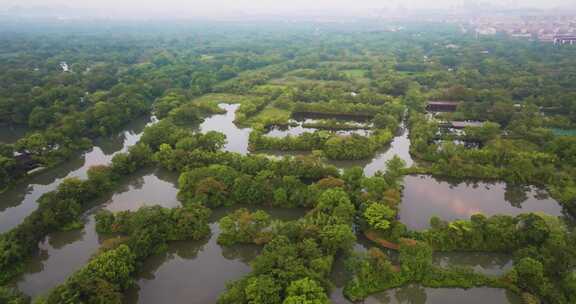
2, 0, 573, 17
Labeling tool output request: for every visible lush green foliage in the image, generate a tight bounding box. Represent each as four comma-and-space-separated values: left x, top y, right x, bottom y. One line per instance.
0, 143, 152, 284
218, 208, 274, 246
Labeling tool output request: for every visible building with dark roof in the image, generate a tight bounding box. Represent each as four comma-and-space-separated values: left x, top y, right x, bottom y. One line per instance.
426, 101, 460, 112
554, 35, 576, 45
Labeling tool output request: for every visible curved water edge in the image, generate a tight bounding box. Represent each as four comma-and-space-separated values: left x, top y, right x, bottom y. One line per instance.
196, 105, 563, 226
0, 124, 27, 144
2, 105, 564, 302
125, 206, 307, 304
327, 122, 413, 176
199, 104, 251, 155
12, 167, 179, 298
328, 240, 513, 303
400, 175, 565, 230
0, 116, 154, 233
362, 286, 521, 304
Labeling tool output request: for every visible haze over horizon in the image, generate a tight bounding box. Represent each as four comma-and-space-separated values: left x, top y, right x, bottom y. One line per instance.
1, 0, 574, 19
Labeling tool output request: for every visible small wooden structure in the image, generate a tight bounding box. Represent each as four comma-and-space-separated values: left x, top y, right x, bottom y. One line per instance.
426, 101, 460, 112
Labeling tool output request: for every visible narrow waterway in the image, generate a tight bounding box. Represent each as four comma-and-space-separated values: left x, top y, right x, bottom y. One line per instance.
0, 116, 153, 233
124, 207, 307, 304
363, 286, 521, 304
4, 105, 564, 303
328, 122, 413, 176
13, 167, 179, 298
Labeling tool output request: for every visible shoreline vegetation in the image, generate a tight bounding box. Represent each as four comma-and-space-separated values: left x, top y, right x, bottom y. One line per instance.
1, 21, 576, 304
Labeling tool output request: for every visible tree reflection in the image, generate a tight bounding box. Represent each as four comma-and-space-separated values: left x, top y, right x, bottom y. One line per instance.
394, 285, 427, 304
504, 184, 529, 208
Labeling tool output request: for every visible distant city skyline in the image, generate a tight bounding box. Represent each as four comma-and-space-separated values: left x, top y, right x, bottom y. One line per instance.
1, 0, 574, 19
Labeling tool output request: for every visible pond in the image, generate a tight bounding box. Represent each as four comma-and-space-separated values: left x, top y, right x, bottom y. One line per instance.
12, 167, 180, 298
363, 285, 521, 304
199, 104, 251, 155
0, 116, 153, 233
399, 175, 564, 230
5, 105, 558, 302
0, 124, 27, 144
433, 252, 513, 276
125, 207, 307, 304
327, 122, 413, 176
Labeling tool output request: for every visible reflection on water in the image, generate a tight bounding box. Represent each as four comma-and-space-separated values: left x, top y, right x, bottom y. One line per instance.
199, 104, 251, 155
125, 207, 306, 304
0, 116, 152, 233
12, 168, 179, 299
198, 105, 412, 177
104, 168, 179, 212
330, 237, 513, 303
433, 252, 512, 276
400, 175, 563, 230
327, 123, 413, 177
0, 125, 27, 144
15, 216, 103, 297
364, 285, 521, 304
265, 123, 372, 138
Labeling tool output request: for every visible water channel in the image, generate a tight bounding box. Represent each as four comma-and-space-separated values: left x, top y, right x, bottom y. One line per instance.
2, 104, 562, 302
125, 207, 306, 304
0, 116, 153, 233
12, 167, 180, 298
363, 286, 521, 304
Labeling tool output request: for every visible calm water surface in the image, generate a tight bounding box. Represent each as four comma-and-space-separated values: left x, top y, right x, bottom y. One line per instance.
329, 239, 512, 303
12, 167, 179, 298
199, 104, 251, 155
0, 125, 27, 144
400, 175, 564, 230
328, 122, 413, 176
433, 252, 512, 276
125, 207, 306, 304
0, 116, 153, 233
5, 108, 553, 302
364, 286, 521, 304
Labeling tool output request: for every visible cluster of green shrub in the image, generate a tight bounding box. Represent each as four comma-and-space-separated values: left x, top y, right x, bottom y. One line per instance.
0, 286, 29, 304
343, 241, 510, 301
218, 208, 276, 246
178, 164, 340, 209
356, 211, 576, 303
218, 188, 358, 304
211, 157, 406, 303
249, 130, 393, 161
